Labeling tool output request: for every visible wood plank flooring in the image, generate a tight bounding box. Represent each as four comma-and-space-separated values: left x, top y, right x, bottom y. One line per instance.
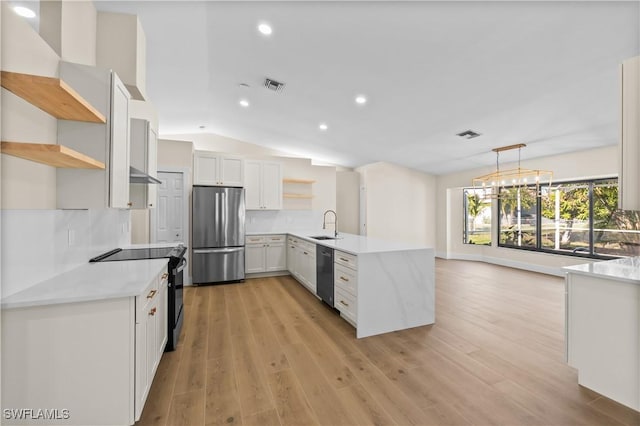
136, 259, 640, 426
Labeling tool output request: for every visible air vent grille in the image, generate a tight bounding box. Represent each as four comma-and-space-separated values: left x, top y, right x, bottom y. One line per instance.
264, 78, 285, 92
457, 130, 482, 139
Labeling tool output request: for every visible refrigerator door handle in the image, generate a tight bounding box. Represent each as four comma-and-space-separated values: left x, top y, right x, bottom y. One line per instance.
193, 247, 244, 254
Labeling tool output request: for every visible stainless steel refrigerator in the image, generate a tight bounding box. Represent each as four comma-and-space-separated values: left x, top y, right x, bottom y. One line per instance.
192, 186, 245, 284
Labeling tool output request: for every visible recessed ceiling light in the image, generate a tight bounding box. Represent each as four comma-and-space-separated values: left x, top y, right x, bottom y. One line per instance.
13, 6, 36, 18
239, 99, 250, 108
319, 123, 328, 131
238, 83, 250, 88
258, 23, 272, 36
355, 95, 367, 105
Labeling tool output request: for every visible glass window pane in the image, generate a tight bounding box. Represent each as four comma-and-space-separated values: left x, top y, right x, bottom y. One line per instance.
540, 183, 590, 254
498, 187, 537, 248
463, 189, 491, 245
593, 180, 640, 257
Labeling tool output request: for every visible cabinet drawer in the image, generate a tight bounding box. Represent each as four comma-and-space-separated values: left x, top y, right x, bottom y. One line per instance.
265, 234, 286, 243
335, 264, 357, 296
136, 272, 162, 322
246, 235, 265, 244
335, 287, 356, 324
335, 250, 357, 270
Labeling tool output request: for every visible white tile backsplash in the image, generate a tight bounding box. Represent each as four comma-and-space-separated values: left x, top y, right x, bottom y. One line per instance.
245, 210, 325, 233
1, 209, 131, 298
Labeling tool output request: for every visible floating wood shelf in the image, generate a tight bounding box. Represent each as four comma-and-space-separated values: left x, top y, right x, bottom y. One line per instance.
283, 193, 314, 199
1, 71, 106, 123
283, 178, 316, 184
1, 141, 105, 169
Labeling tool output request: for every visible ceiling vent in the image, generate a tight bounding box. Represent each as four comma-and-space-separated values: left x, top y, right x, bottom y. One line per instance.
264, 78, 285, 92
456, 130, 482, 139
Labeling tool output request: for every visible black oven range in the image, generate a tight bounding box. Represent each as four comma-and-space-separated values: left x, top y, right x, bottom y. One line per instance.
90, 244, 187, 351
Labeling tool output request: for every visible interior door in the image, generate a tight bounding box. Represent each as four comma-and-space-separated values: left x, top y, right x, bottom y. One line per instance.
155, 171, 185, 243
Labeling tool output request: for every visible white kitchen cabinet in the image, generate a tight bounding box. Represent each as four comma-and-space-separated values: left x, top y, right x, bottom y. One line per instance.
1, 265, 168, 426
57, 62, 132, 209
135, 269, 168, 420
296, 241, 317, 293
194, 150, 244, 187
619, 55, 640, 210
245, 235, 287, 274
97, 12, 147, 101
244, 160, 282, 210
287, 236, 298, 275
129, 118, 158, 209
334, 250, 358, 325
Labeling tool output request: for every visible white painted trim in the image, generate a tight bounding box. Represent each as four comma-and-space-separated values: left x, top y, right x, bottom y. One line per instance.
245, 271, 290, 279
150, 167, 191, 285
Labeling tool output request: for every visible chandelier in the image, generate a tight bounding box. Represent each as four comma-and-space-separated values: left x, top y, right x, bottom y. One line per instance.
472, 143, 553, 199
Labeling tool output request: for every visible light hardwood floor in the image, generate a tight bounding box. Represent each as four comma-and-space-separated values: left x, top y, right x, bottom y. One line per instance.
137, 259, 640, 426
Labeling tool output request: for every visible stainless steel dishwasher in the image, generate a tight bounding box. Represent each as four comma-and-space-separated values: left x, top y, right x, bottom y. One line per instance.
316, 245, 334, 307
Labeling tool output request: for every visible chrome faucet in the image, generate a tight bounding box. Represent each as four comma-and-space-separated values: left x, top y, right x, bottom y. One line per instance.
323, 209, 338, 237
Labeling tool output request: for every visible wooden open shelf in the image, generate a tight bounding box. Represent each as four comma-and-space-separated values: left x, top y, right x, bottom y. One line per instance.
1, 141, 105, 169
1, 71, 106, 123
283, 193, 314, 199
283, 178, 316, 184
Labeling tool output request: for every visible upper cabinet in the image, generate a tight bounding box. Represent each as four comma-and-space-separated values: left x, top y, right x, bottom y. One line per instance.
245, 160, 283, 210
619, 56, 640, 211
130, 118, 158, 209
97, 12, 147, 101
56, 62, 132, 209
193, 150, 244, 187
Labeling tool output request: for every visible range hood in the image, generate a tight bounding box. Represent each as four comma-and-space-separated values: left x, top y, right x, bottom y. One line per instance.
129, 166, 161, 184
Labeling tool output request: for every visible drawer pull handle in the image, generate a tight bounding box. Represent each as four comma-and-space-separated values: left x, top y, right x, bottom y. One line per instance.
339, 300, 349, 307
340, 276, 349, 282
147, 289, 157, 299
161, 273, 169, 280
149, 307, 157, 316
271, 238, 280, 240
303, 251, 309, 255
339, 257, 349, 262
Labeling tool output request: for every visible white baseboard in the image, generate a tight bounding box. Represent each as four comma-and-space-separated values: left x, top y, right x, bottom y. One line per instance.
444, 252, 564, 277
245, 271, 290, 279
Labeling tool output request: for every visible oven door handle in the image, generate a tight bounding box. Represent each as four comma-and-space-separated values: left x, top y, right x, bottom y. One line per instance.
176, 258, 187, 273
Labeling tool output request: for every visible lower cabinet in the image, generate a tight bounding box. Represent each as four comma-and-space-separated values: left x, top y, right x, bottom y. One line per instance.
288, 236, 317, 294
1, 266, 168, 426
334, 250, 358, 325
135, 269, 169, 420
245, 235, 287, 274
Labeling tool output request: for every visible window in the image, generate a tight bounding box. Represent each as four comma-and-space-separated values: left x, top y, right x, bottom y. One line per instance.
463, 188, 491, 245
498, 177, 640, 258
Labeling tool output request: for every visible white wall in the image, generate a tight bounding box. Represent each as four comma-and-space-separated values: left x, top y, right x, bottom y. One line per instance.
436, 145, 618, 275
1, 209, 131, 297
357, 162, 436, 246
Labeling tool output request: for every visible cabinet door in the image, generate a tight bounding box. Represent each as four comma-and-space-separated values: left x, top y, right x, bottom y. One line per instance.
145, 301, 156, 404
147, 126, 158, 208
262, 161, 282, 210
245, 243, 266, 273
244, 160, 263, 210
266, 242, 286, 272
287, 242, 297, 274
110, 73, 131, 208
619, 56, 640, 210
134, 318, 148, 421
220, 155, 244, 186
156, 274, 168, 363
307, 251, 317, 292
194, 151, 219, 185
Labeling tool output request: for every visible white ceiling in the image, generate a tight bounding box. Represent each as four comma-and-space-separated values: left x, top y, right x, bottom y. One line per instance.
94, 1, 640, 175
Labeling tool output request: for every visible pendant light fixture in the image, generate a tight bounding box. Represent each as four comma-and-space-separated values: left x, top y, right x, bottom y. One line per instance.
472, 143, 553, 199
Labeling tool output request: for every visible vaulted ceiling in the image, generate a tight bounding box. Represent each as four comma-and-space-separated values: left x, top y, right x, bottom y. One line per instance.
95, 1, 639, 174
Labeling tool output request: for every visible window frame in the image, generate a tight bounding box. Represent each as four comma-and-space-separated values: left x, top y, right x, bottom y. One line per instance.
497, 177, 623, 260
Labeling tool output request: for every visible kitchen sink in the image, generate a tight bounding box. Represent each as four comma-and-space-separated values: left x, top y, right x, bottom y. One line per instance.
310, 235, 338, 240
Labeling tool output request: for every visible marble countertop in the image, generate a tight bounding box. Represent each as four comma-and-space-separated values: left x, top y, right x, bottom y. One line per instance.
1, 259, 169, 310
249, 230, 430, 255
564, 257, 640, 284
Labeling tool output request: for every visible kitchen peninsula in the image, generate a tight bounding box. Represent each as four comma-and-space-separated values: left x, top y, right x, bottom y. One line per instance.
249, 231, 435, 338
564, 258, 640, 412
